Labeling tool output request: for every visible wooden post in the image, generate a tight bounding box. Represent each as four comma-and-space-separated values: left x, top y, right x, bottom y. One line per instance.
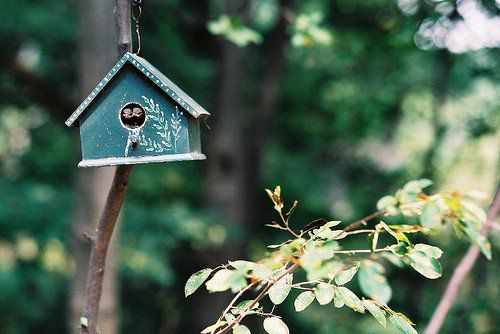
80, 1, 133, 333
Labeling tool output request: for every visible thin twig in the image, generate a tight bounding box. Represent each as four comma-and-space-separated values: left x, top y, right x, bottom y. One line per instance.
333, 247, 391, 255
211, 280, 261, 334
345, 227, 423, 235
342, 210, 388, 232
425, 186, 500, 334
216, 263, 300, 334
279, 211, 300, 238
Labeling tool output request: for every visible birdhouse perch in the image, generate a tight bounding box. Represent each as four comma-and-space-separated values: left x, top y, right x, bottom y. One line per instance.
66, 52, 209, 167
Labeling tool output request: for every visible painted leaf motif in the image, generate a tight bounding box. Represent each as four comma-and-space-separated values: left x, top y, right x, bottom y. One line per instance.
294, 291, 315, 312
268, 274, 292, 305
336, 286, 365, 313
334, 265, 359, 285
362, 299, 387, 328
185, 268, 212, 297
315, 283, 334, 305
358, 262, 392, 303
233, 324, 251, 334
263, 317, 289, 334
406, 250, 442, 279
389, 314, 418, 334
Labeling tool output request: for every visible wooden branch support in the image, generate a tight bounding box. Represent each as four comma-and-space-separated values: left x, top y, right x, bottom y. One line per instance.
425, 185, 500, 334
80, 1, 133, 333
81, 166, 132, 333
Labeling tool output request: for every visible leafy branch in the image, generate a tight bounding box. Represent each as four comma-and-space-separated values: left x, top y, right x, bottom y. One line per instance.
185, 179, 493, 334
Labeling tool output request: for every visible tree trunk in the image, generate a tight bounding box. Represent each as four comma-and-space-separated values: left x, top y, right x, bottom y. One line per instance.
422, 50, 453, 179
194, 0, 289, 330
69, 1, 119, 333
243, 0, 290, 234
194, 0, 252, 330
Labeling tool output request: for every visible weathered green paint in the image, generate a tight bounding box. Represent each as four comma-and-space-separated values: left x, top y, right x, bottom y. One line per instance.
66, 53, 209, 167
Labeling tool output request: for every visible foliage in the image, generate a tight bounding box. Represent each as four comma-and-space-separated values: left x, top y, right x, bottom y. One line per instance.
186, 181, 491, 333
207, 15, 263, 47
0, 0, 498, 332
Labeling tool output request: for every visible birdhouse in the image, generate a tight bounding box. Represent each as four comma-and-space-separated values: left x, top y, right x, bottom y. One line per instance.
65, 52, 209, 167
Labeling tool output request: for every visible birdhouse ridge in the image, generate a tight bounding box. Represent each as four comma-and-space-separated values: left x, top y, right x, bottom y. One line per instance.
66, 52, 209, 127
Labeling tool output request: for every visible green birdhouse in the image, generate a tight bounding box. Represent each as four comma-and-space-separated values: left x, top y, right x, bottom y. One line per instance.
66, 52, 209, 167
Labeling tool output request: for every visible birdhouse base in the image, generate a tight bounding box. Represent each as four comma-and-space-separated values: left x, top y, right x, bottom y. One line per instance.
78, 152, 206, 168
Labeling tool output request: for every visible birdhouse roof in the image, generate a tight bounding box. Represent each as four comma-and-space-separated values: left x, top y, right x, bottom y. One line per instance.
65, 52, 210, 127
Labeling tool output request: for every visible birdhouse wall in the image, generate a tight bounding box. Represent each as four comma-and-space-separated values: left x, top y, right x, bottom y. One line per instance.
78, 64, 201, 166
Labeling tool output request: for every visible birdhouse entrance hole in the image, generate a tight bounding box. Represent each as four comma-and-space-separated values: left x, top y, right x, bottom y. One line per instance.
119, 103, 146, 129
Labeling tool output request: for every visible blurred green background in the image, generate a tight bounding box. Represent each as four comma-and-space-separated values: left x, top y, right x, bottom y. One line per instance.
0, 0, 498, 333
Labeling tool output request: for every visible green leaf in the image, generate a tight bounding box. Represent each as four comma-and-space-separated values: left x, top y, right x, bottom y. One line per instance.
460, 225, 492, 260
301, 247, 331, 271
201, 321, 227, 334
233, 324, 251, 334
263, 317, 289, 334
205, 269, 247, 293
368, 231, 379, 254
334, 265, 359, 285
418, 179, 433, 189
414, 244, 442, 259
324, 220, 342, 228
333, 291, 344, 308
268, 274, 292, 305
315, 282, 334, 305
205, 269, 232, 292
461, 200, 487, 222
363, 299, 387, 327
403, 180, 422, 193
358, 261, 392, 303
207, 15, 263, 47
377, 195, 398, 212
389, 314, 418, 334
406, 250, 442, 279
305, 260, 343, 281
420, 201, 443, 229
294, 291, 315, 312
336, 286, 365, 313
377, 222, 398, 241
232, 300, 259, 315
395, 232, 412, 245
389, 242, 407, 257
229, 260, 256, 271
185, 268, 213, 297
225, 313, 235, 323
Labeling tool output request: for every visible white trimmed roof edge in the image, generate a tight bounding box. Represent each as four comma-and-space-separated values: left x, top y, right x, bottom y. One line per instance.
65, 52, 210, 127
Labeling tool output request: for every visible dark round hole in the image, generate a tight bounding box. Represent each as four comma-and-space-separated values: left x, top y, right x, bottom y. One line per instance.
120, 103, 146, 129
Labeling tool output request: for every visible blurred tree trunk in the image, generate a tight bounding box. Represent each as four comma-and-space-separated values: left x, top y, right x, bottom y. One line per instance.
68, 1, 119, 333
244, 0, 290, 233
422, 50, 453, 179
193, 0, 289, 330
194, 2, 251, 329
204, 1, 252, 226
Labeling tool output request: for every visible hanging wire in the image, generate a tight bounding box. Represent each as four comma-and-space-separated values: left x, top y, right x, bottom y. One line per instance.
132, 0, 142, 54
